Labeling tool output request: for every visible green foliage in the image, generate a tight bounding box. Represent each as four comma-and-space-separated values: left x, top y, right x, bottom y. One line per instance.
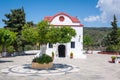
111, 56, 116, 60
106, 45, 120, 52
7, 46, 15, 53
58, 26, 76, 43
46, 26, 76, 44
105, 15, 119, 51
2, 7, 26, 52
46, 27, 61, 43
0, 28, 16, 53
37, 21, 76, 44
21, 26, 38, 44
32, 54, 53, 64
37, 20, 49, 44
2, 7, 26, 33
106, 15, 119, 45
22, 22, 34, 29
83, 34, 93, 49
0, 29, 16, 46
111, 15, 118, 31
37, 20, 76, 54
83, 27, 111, 50
24, 45, 35, 51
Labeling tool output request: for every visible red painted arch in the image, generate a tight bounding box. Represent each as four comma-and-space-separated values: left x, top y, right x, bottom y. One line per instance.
44, 12, 81, 23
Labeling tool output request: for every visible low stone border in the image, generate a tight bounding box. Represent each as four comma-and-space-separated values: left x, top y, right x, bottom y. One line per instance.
32, 62, 53, 69
1, 63, 79, 76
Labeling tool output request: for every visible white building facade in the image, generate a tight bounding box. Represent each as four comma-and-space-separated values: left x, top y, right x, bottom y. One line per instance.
45, 12, 86, 59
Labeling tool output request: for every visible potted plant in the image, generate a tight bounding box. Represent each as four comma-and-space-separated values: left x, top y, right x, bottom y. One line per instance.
52, 51, 54, 60
70, 52, 73, 59
111, 56, 116, 63
32, 54, 53, 69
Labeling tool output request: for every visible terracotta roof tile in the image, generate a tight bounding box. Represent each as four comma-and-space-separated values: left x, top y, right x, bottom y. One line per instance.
44, 12, 83, 27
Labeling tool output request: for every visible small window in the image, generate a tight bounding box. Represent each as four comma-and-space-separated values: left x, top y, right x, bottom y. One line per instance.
49, 43, 53, 48
71, 42, 75, 48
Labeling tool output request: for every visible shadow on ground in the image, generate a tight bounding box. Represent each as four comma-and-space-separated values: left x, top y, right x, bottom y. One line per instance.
23, 63, 73, 70
0, 60, 13, 63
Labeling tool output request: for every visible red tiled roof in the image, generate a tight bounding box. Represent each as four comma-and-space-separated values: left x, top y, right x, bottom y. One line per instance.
44, 12, 81, 23
44, 16, 52, 21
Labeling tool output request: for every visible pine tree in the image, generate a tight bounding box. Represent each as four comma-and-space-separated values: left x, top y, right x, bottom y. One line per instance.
107, 15, 119, 45
2, 7, 26, 34
105, 15, 120, 52
2, 7, 26, 52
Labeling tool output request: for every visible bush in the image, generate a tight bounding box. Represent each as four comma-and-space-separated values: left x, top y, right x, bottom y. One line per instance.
24, 45, 34, 51
32, 54, 53, 64
106, 45, 120, 52
7, 46, 14, 53
111, 56, 116, 60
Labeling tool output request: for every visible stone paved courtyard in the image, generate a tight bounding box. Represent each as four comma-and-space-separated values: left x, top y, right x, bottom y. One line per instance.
0, 53, 120, 80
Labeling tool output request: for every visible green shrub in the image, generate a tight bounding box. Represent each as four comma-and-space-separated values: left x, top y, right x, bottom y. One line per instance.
32, 54, 53, 64
106, 45, 120, 52
111, 56, 116, 60
7, 46, 14, 53
24, 45, 34, 50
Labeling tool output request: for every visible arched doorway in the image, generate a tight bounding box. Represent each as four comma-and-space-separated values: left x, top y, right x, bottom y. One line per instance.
58, 45, 65, 57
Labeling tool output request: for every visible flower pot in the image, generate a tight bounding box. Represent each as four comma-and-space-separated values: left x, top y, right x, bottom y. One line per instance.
32, 62, 53, 69
111, 56, 116, 63
112, 59, 115, 63
52, 52, 54, 60
70, 52, 73, 59
70, 56, 73, 59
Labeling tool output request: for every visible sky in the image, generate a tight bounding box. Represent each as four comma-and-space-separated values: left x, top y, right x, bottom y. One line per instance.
0, 0, 120, 28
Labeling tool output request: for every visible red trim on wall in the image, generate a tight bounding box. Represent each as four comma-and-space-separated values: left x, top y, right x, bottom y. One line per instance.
49, 24, 84, 27
44, 12, 81, 23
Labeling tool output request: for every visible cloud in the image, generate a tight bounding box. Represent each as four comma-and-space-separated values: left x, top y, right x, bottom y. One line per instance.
84, 0, 120, 23
97, 0, 120, 22
84, 16, 100, 22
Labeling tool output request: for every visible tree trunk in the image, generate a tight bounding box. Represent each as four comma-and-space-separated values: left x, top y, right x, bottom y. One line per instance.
21, 44, 25, 55
34, 44, 47, 58
2, 44, 7, 57
13, 42, 19, 56
39, 44, 47, 56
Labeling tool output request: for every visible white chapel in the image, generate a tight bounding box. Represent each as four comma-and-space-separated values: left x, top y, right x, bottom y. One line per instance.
44, 12, 86, 59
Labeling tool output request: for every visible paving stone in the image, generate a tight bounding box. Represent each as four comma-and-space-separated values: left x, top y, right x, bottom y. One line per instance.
1, 53, 120, 80
1, 64, 79, 76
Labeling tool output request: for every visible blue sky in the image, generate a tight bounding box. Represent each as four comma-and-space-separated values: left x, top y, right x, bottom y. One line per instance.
0, 0, 120, 28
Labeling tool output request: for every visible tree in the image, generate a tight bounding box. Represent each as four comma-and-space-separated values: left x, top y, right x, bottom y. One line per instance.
2, 7, 26, 52
83, 34, 93, 51
105, 15, 120, 52
2, 7, 26, 33
0, 29, 16, 56
46, 26, 76, 43
37, 20, 49, 45
57, 26, 76, 43
106, 15, 119, 46
21, 25, 38, 44
37, 20, 76, 56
